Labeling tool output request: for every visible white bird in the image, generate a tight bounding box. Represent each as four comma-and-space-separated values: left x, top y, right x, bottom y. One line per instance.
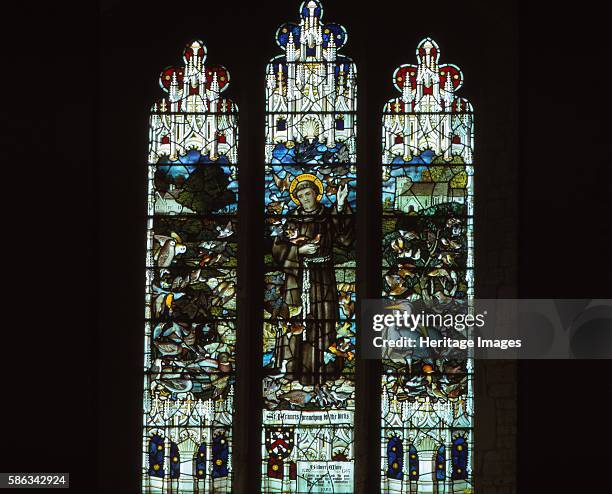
198, 241, 227, 253
216, 221, 234, 239
267, 359, 288, 379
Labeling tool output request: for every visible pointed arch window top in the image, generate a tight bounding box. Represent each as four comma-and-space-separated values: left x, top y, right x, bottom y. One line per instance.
152, 40, 237, 115
148, 40, 238, 165
274, 0, 350, 62
386, 38, 473, 115
383, 38, 474, 165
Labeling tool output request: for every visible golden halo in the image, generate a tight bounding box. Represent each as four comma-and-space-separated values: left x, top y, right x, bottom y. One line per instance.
289, 173, 324, 205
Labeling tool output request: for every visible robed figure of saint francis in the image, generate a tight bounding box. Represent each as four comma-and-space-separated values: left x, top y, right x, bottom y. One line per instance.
272, 173, 354, 386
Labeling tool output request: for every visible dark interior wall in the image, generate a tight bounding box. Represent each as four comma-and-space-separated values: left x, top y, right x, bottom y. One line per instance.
517, 2, 612, 493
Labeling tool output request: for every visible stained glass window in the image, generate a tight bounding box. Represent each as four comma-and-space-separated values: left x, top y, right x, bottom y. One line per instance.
143, 40, 238, 493
263, 1, 357, 492
381, 38, 474, 493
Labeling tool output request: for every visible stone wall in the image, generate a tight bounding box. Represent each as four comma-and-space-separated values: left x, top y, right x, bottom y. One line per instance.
474, 361, 517, 493
472, 83, 518, 492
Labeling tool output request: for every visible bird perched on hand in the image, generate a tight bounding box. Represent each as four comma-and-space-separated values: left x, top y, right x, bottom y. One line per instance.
270, 224, 284, 237
289, 231, 321, 246
288, 322, 305, 336
286, 226, 308, 245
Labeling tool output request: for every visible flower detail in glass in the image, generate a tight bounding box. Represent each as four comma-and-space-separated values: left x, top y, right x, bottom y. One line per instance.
170, 441, 180, 479
212, 432, 229, 479
148, 434, 165, 478
195, 443, 206, 480
451, 436, 468, 480
408, 444, 419, 481
387, 434, 404, 480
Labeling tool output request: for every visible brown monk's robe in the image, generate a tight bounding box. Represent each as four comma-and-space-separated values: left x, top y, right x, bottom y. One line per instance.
272, 203, 354, 385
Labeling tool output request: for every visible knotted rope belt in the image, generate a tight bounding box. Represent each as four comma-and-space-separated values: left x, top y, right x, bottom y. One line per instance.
301, 254, 332, 341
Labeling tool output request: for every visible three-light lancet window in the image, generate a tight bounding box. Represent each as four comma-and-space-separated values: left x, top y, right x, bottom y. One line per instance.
142, 3, 474, 494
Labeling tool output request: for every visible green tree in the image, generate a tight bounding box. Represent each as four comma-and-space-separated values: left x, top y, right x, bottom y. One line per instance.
177, 165, 235, 215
